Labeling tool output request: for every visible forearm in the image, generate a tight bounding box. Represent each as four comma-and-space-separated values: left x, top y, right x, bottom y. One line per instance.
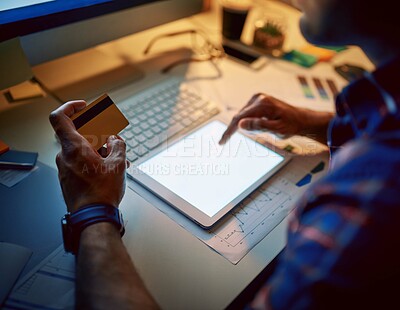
76, 222, 158, 309
299, 110, 334, 145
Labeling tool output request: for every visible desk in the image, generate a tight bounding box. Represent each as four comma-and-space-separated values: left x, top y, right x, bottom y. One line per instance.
0, 1, 374, 309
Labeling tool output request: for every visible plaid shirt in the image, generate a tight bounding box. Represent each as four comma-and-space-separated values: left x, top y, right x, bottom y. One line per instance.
250, 58, 400, 309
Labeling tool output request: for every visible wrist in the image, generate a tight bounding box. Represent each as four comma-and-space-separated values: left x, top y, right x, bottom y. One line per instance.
80, 222, 121, 249
299, 109, 334, 139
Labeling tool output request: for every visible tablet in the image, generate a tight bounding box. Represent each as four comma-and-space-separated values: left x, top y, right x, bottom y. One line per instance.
129, 120, 290, 228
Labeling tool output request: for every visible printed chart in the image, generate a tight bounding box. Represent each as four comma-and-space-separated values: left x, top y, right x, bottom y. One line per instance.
205, 154, 327, 264
212, 185, 291, 247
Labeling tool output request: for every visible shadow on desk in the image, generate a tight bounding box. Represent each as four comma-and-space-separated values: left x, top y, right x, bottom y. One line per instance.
226, 250, 283, 309
0, 161, 66, 278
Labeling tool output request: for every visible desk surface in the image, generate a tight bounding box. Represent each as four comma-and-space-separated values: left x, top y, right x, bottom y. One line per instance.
0, 1, 374, 309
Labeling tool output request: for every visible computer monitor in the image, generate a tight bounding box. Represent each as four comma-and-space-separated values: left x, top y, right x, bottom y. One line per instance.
0, 0, 203, 66
0, 0, 203, 100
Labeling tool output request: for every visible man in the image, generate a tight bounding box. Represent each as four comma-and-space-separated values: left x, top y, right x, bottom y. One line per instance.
50, 0, 400, 308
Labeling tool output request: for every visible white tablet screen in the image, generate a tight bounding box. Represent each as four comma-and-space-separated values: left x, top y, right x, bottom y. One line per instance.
136, 121, 284, 217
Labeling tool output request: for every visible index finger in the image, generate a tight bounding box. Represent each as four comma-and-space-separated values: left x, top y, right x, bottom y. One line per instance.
219, 94, 265, 145
49, 100, 87, 144
238, 93, 265, 113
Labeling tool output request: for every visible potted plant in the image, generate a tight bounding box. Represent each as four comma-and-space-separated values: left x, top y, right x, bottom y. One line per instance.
253, 18, 285, 56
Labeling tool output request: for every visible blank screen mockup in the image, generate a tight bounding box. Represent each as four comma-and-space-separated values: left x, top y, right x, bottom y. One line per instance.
136, 121, 284, 217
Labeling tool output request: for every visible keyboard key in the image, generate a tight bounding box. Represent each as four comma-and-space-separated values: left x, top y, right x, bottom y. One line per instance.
172, 113, 183, 122
155, 114, 164, 121
143, 130, 154, 139
132, 127, 142, 135
127, 139, 139, 148
162, 110, 172, 118
136, 134, 147, 143
168, 118, 177, 125
208, 107, 220, 116
122, 130, 134, 140
168, 100, 177, 108
146, 110, 155, 117
179, 109, 189, 118
186, 105, 196, 113
140, 122, 150, 130
148, 118, 158, 126
189, 110, 203, 122
144, 136, 163, 150
135, 106, 144, 113
160, 102, 169, 109
167, 123, 185, 137
133, 145, 148, 157
120, 105, 129, 113
159, 121, 169, 129
138, 114, 147, 121
152, 125, 163, 134
194, 99, 208, 108
181, 118, 192, 127
131, 117, 140, 126
127, 110, 136, 118
127, 151, 138, 162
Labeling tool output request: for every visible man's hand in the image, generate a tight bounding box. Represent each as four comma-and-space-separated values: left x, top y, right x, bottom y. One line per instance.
50, 101, 158, 309
219, 93, 334, 145
49, 100, 127, 213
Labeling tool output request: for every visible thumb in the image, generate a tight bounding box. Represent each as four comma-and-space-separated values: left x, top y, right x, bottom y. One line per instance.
106, 135, 126, 161
239, 117, 280, 132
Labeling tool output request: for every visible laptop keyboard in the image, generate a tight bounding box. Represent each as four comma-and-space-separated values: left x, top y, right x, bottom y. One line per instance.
118, 79, 220, 163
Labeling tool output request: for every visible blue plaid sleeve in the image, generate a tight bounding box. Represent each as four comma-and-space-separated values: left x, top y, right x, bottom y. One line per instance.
249, 138, 400, 309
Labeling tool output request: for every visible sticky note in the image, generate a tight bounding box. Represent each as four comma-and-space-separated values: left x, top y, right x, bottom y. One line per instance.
282, 50, 318, 68
0, 140, 9, 155
299, 45, 336, 62
8, 80, 44, 101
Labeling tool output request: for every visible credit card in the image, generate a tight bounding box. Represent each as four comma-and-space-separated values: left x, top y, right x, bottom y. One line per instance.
70, 94, 129, 151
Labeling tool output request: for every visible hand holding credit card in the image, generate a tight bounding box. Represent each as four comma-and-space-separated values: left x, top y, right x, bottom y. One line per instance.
70, 94, 129, 151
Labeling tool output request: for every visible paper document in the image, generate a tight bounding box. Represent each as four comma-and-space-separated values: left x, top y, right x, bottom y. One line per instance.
129, 152, 329, 264
0, 166, 38, 188
184, 57, 347, 114
4, 245, 75, 309
0, 242, 32, 304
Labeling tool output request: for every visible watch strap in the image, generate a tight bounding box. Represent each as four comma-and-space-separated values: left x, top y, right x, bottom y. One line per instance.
62, 204, 124, 255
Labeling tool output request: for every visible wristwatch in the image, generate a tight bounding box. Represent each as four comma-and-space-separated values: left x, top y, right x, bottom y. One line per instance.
61, 204, 125, 255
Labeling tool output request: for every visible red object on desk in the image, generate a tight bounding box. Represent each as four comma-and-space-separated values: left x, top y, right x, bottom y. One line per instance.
0, 140, 10, 155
